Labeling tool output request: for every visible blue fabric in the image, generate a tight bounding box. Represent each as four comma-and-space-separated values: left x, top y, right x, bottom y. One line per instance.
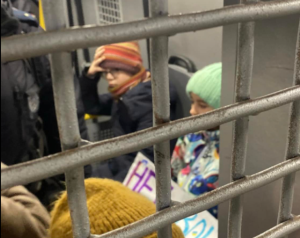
12, 8, 38, 27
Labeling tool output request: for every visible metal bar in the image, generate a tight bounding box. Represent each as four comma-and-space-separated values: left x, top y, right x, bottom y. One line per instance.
89, 157, 300, 238
228, 1, 257, 237
2, 0, 300, 62
142, 0, 151, 65
66, 0, 80, 77
74, 0, 91, 62
1, 86, 300, 189
277, 18, 300, 234
254, 215, 300, 238
42, 1, 90, 238
149, 0, 172, 237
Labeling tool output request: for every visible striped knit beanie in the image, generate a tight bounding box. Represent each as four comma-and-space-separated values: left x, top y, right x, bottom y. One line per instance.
100, 41, 143, 75
50, 178, 184, 238
186, 62, 222, 109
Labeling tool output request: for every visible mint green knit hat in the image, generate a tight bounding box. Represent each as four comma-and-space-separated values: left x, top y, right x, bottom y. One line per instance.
186, 62, 222, 109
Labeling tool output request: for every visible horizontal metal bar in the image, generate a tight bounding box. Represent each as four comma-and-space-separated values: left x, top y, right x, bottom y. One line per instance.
2, 0, 300, 62
89, 157, 300, 238
1, 86, 300, 190
254, 215, 300, 238
277, 18, 300, 230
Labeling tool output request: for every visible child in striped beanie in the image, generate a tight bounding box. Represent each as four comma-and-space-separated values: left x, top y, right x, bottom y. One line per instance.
80, 42, 178, 182
87, 41, 148, 98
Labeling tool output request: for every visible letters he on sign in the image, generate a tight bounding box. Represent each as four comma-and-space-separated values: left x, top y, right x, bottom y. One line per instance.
123, 153, 218, 238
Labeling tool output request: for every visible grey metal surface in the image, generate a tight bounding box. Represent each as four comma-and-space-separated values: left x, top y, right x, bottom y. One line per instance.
2, 0, 300, 62
277, 18, 300, 235
42, 1, 90, 238
48, 52, 82, 150
149, 0, 172, 238
168, 0, 222, 70
121, 0, 149, 68
2, 86, 300, 190
254, 216, 300, 238
90, 157, 300, 238
65, 167, 90, 238
219, 9, 300, 238
228, 1, 257, 237
149, 0, 172, 237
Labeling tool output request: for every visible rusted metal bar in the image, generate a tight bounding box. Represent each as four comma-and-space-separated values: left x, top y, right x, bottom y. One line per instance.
228, 1, 258, 237
42, 1, 90, 237
2, 0, 300, 62
149, 0, 172, 236
277, 18, 300, 238
2, 86, 300, 190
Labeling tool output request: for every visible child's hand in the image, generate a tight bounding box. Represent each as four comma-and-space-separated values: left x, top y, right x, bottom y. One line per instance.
87, 47, 106, 77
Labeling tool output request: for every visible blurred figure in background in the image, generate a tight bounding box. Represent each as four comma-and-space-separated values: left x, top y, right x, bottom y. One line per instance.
171, 63, 222, 218
80, 41, 177, 182
1, 164, 50, 238
1, 0, 90, 208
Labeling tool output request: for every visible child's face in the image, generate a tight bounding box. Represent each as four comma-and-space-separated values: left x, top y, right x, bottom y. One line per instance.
190, 93, 214, 116
104, 68, 133, 89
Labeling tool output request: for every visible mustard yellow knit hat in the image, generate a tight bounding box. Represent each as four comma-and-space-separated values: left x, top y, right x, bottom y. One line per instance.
50, 178, 184, 238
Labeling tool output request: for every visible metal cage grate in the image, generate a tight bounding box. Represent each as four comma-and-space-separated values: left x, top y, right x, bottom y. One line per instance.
97, 0, 122, 25
1, 0, 300, 238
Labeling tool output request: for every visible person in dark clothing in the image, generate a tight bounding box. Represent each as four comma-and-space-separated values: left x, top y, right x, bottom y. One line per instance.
1, 0, 89, 163
1, 63, 29, 166
1, 1, 39, 166
1, 1, 90, 207
11, 3, 89, 155
80, 41, 177, 182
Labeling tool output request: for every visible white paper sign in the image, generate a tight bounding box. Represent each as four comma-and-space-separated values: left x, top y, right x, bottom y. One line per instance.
175, 214, 218, 238
123, 153, 218, 238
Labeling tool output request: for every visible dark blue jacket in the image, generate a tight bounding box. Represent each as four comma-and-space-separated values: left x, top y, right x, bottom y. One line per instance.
80, 72, 178, 181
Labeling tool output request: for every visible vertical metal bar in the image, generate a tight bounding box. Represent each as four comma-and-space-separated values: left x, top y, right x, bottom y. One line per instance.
149, 0, 172, 237
74, 0, 91, 62
42, 1, 90, 238
277, 18, 300, 237
228, 1, 258, 237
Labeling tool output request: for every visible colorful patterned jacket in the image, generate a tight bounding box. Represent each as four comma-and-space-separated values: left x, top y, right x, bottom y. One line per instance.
171, 130, 220, 217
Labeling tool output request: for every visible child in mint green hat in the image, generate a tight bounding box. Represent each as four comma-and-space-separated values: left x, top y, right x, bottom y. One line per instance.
171, 62, 222, 218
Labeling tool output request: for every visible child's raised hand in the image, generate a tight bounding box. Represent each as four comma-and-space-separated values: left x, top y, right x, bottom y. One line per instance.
87, 47, 106, 77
